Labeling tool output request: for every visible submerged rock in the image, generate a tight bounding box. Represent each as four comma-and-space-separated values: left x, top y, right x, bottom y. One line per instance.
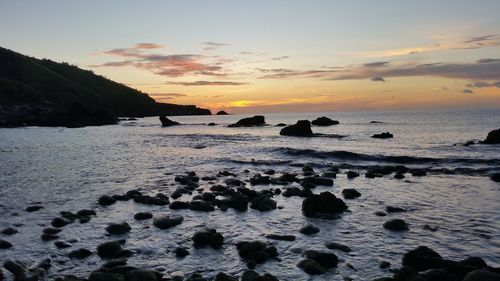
298, 250, 339, 275
311, 116, 339, 126
105, 222, 131, 235
383, 219, 409, 231
346, 171, 360, 178
159, 115, 180, 127
481, 128, 500, 144
68, 248, 92, 259
302, 192, 348, 218
173, 247, 190, 258
152, 215, 184, 229
1, 227, 18, 235
372, 132, 394, 139
300, 224, 320, 235
97, 241, 123, 259
325, 241, 352, 252
134, 212, 153, 220
228, 115, 265, 127
0, 239, 13, 249
192, 229, 224, 249
342, 188, 361, 199
26, 205, 44, 212
265, 234, 296, 241
279, 120, 313, 137
3, 259, 51, 281
236, 240, 278, 268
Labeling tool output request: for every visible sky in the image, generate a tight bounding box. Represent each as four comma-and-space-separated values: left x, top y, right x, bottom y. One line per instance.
1, 0, 500, 113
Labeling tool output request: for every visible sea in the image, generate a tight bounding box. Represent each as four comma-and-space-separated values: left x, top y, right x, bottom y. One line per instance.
0, 109, 499, 280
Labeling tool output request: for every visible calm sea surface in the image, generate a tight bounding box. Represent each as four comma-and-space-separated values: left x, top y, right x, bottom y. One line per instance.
0, 109, 499, 280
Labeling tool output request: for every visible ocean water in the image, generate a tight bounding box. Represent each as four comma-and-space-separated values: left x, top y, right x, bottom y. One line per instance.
0, 109, 499, 280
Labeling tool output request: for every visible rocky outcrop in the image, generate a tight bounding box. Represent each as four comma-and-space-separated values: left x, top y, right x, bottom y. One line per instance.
302, 192, 348, 218
482, 129, 500, 144
228, 116, 266, 127
280, 120, 313, 137
216, 110, 229, 115
159, 115, 180, 127
311, 117, 339, 126
372, 132, 394, 139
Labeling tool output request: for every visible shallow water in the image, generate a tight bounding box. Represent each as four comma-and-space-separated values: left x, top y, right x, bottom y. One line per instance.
0, 109, 499, 280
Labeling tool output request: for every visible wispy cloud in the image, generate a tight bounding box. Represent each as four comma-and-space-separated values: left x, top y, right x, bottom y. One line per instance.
371, 76, 385, 82
203, 42, 230, 51
466, 81, 500, 88
271, 56, 289, 61
166, 80, 246, 86
462, 89, 474, 94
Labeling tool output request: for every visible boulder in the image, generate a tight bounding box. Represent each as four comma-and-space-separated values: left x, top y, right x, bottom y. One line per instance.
68, 248, 92, 259
192, 229, 224, 249
346, 171, 360, 178
214, 272, 237, 281
236, 241, 278, 267
325, 242, 352, 253
402, 246, 443, 272
372, 132, 394, 139
302, 192, 348, 218
342, 188, 361, 199
298, 250, 338, 274
482, 129, 500, 144
463, 270, 500, 281
97, 241, 123, 259
3, 259, 51, 281
297, 259, 326, 275
216, 111, 229, 115
250, 195, 277, 212
300, 224, 320, 235
1, 227, 18, 235
125, 269, 161, 281
383, 219, 409, 231
134, 212, 153, 220
0, 239, 12, 249
105, 222, 131, 235
311, 117, 339, 126
228, 116, 265, 127
174, 247, 190, 258
490, 173, 500, 182
26, 205, 44, 212
98, 195, 117, 206
89, 272, 124, 281
152, 215, 184, 229
51, 217, 72, 228
159, 115, 180, 127
54, 241, 72, 249
279, 120, 313, 137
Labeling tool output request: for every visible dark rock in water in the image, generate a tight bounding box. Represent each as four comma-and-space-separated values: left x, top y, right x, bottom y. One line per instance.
190, 200, 215, 212
89, 272, 125, 281
159, 115, 180, 127
207, 122, 217, 126
225, 178, 245, 186
241, 271, 279, 281
227, 194, 249, 211
490, 173, 500, 182
43, 227, 62, 235
41, 233, 59, 241
169, 201, 191, 210
379, 260, 391, 269
97, 241, 123, 259
311, 116, 339, 126
370, 121, 384, 124
282, 187, 312, 198
216, 110, 229, 115
280, 120, 313, 137
321, 171, 337, 178
276, 123, 286, 127
192, 229, 224, 249
174, 247, 190, 258
105, 222, 131, 235
325, 242, 352, 253
372, 132, 393, 139
98, 195, 117, 206
228, 115, 265, 127
300, 177, 333, 187
249, 174, 271, 185
302, 192, 348, 218
342, 188, 361, 199
54, 241, 72, 249
346, 171, 360, 178
153, 215, 184, 229
411, 169, 427, 177
298, 250, 338, 274
300, 224, 320, 235
386, 206, 406, 213
383, 219, 409, 231
402, 246, 443, 272
1, 227, 18, 235
26, 205, 44, 212
134, 212, 153, 220
375, 211, 387, 216
463, 270, 500, 281
250, 195, 277, 212
236, 240, 278, 267
394, 172, 405, 179
297, 258, 326, 275
0, 239, 12, 249
482, 129, 500, 144
214, 272, 237, 281
51, 217, 72, 228
265, 234, 296, 241
423, 224, 438, 232
125, 269, 162, 281
77, 209, 96, 217
4, 259, 51, 281
68, 248, 92, 259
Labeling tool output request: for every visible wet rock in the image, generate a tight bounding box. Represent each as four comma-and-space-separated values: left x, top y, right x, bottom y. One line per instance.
347, 171, 360, 178
379, 260, 391, 269
226, 194, 249, 211
43, 227, 62, 235
134, 212, 153, 220
394, 173, 405, 179
250, 195, 277, 212
169, 201, 191, 210
393, 265, 422, 281
325, 242, 352, 252
89, 272, 124, 281
297, 258, 326, 275
192, 229, 224, 249
224, 178, 245, 187
321, 171, 337, 178
463, 270, 500, 281
282, 187, 311, 197
311, 116, 339, 126
410, 169, 427, 177
153, 215, 184, 229
241, 271, 278, 281
249, 174, 271, 185
300, 224, 320, 235
423, 224, 438, 232
98, 195, 117, 206
383, 219, 409, 231
402, 246, 443, 272
190, 200, 215, 212
386, 206, 406, 213
214, 272, 237, 281
276, 123, 286, 127
375, 211, 387, 216
97, 241, 123, 259
26, 205, 44, 212
298, 250, 339, 275
236, 241, 278, 267
133, 194, 169, 206
372, 132, 393, 139
159, 115, 180, 127
342, 188, 361, 199
490, 173, 500, 182
51, 217, 72, 228
3, 259, 51, 281
1, 227, 18, 235
68, 248, 92, 259
300, 177, 334, 187
125, 268, 161, 281
76, 209, 96, 217
41, 233, 59, 241
280, 120, 313, 137
173, 247, 189, 258
228, 115, 265, 127
481, 128, 500, 144
105, 222, 131, 235
302, 192, 348, 218
265, 234, 296, 241
54, 241, 72, 249
0, 240, 12, 249
216, 110, 229, 115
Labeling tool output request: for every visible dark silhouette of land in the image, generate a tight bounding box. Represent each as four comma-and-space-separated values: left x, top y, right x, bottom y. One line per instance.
0, 47, 210, 127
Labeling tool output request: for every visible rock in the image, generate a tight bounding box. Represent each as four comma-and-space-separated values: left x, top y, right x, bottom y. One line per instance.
372, 132, 394, 139
192, 229, 224, 249
298, 250, 338, 274
423, 224, 438, 232
97, 241, 123, 259
325, 242, 352, 252
134, 212, 153, 220
125, 269, 161, 281
393, 265, 422, 281
159, 115, 180, 127
241, 271, 278, 281
347, 171, 360, 178
250, 195, 277, 211
297, 258, 326, 275
236, 241, 278, 267
68, 248, 92, 259
463, 270, 500, 281
41, 233, 59, 241
89, 272, 125, 281
207, 122, 216, 126
169, 201, 191, 209
54, 241, 72, 249
402, 246, 443, 272
394, 173, 405, 179
265, 234, 296, 241
342, 188, 361, 199
300, 177, 333, 187
105, 222, 132, 235
98, 195, 117, 206
43, 227, 62, 235
0, 239, 12, 249
276, 123, 286, 127
76, 209, 96, 217
1, 227, 18, 235
26, 205, 44, 212
383, 219, 409, 231
173, 247, 189, 258
214, 272, 237, 281
279, 120, 313, 137
490, 173, 500, 182
321, 171, 337, 178
311, 117, 339, 126
227, 194, 249, 211
302, 192, 348, 218
379, 261, 391, 269
249, 174, 271, 185
411, 169, 427, 177
190, 200, 215, 212
3, 259, 51, 281
152, 215, 184, 229
482, 129, 500, 144
228, 115, 266, 127
300, 224, 320, 235
375, 211, 387, 216
51, 217, 72, 228
216, 111, 229, 115
386, 206, 406, 213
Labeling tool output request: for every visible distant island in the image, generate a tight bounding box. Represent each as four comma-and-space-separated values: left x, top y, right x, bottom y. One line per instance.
0, 47, 211, 128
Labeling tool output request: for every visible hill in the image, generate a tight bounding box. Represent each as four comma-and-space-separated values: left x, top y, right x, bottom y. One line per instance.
0, 46, 210, 127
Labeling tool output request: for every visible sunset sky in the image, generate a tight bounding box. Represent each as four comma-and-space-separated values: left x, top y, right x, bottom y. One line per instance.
1, 0, 499, 113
